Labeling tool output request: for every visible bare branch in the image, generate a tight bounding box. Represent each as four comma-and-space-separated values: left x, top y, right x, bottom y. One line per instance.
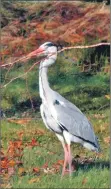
58, 42, 110, 53
1, 60, 41, 88
0, 56, 28, 68
0, 42, 110, 68
0, 50, 38, 68
1, 42, 110, 88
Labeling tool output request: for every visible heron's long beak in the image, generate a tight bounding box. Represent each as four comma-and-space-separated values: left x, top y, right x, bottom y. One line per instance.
22, 47, 45, 63
27, 47, 45, 58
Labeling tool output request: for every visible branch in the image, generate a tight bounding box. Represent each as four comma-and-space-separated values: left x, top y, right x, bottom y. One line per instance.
58, 42, 110, 53
1, 42, 110, 88
2, 62, 14, 87
0, 42, 110, 68
0, 50, 38, 68
0, 56, 28, 68
1, 60, 41, 88
97, 103, 109, 112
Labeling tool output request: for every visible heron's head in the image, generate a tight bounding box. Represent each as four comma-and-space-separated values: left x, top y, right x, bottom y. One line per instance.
27, 42, 62, 67
35, 42, 63, 57
36, 42, 57, 56
33, 42, 62, 67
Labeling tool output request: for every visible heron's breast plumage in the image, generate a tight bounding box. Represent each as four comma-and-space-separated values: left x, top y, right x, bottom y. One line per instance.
40, 104, 62, 134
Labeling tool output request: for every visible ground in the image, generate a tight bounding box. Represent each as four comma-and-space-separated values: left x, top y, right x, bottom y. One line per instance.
1, 109, 109, 188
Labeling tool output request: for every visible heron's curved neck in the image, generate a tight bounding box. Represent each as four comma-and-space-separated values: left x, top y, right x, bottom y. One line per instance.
39, 64, 50, 100
39, 54, 57, 101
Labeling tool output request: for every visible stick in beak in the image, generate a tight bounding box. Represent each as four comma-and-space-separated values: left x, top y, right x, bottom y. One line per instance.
27, 47, 44, 58
21, 47, 45, 62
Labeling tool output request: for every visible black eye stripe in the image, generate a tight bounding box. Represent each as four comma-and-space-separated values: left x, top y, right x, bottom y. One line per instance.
45, 42, 63, 50
45, 42, 56, 47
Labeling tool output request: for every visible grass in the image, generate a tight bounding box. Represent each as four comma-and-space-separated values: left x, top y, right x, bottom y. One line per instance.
12, 168, 109, 188
1, 108, 109, 188
1, 40, 110, 189
1, 52, 109, 188
2, 54, 110, 116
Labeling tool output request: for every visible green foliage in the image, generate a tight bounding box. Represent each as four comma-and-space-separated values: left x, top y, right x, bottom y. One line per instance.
2, 51, 109, 117
49, 55, 109, 112
12, 168, 109, 188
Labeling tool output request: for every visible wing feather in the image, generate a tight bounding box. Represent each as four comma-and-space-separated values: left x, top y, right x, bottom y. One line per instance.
52, 91, 98, 147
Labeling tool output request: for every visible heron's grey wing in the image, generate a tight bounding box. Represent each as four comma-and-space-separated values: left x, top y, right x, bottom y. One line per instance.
51, 91, 98, 148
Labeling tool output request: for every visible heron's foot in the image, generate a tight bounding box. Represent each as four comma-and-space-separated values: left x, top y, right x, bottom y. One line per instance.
64, 169, 75, 174
61, 165, 75, 178
65, 165, 76, 173
61, 169, 75, 179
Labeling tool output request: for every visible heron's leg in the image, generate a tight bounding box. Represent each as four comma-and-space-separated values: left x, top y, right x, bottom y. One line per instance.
55, 134, 68, 177
67, 144, 72, 176
61, 144, 69, 176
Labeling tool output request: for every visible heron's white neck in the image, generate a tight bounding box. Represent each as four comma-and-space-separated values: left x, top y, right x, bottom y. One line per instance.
39, 55, 57, 101
39, 66, 49, 100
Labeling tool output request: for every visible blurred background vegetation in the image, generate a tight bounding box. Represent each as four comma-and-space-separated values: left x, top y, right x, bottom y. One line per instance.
84, 0, 109, 4
1, 47, 110, 118
1, 0, 110, 118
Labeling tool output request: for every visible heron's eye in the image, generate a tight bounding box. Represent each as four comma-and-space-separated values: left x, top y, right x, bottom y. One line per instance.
49, 43, 53, 46
45, 42, 54, 47
57, 45, 63, 51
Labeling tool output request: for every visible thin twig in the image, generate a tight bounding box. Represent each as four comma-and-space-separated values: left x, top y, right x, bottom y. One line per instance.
3, 58, 15, 86
1, 60, 41, 88
0, 56, 28, 68
0, 50, 38, 68
97, 103, 109, 112
1, 42, 110, 88
25, 76, 35, 111
58, 42, 110, 53
0, 42, 110, 68
4, 64, 14, 80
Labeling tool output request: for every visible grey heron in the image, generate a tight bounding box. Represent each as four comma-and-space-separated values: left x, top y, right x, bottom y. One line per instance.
31, 42, 100, 177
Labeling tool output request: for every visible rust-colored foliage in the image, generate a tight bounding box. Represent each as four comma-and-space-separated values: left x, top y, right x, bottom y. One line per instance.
33, 167, 40, 174
105, 95, 110, 100
1, 131, 42, 179
18, 167, 26, 176
8, 118, 32, 125
1, 157, 9, 169
28, 177, 40, 184
56, 159, 64, 166
104, 136, 110, 144
1, 2, 109, 63
82, 177, 88, 185
29, 138, 40, 147
1, 140, 23, 176
42, 162, 48, 169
